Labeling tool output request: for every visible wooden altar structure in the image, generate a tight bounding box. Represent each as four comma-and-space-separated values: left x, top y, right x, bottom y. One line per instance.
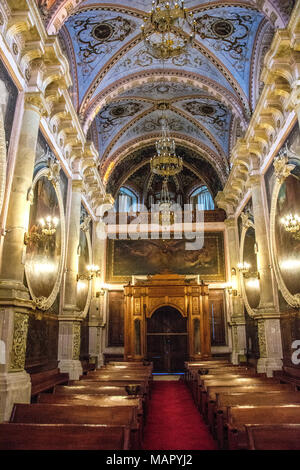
124, 274, 211, 362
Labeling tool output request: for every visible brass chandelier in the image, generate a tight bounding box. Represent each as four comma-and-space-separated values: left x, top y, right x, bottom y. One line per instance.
141, 0, 196, 60
281, 213, 300, 240
150, 113, 183, 177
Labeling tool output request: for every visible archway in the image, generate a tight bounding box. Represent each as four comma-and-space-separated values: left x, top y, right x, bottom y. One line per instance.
146, 306, 188, 373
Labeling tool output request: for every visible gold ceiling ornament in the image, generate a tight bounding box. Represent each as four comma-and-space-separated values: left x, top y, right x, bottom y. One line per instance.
141, 0, 196, 60
150, 114, 183, 177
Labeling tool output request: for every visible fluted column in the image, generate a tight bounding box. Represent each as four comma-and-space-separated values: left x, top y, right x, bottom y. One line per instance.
0, 94, 44, 421
58, 179, 83, 380
224, 217, 246, 364
248, 169, 283, 376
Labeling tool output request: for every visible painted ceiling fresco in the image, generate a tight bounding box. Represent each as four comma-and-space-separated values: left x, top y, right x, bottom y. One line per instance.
36, 0, 296, 198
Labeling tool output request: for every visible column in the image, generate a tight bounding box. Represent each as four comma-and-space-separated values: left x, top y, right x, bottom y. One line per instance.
58, 180, 83, 379
224, 217, 247, 365
0, 94, 44, 421
248, 168, 283, 376
88, 219, 108, 368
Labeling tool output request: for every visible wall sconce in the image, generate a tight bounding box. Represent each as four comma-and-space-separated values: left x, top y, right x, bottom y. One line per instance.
24, 215, 59, 245
227, 285, 238, 296
77, 264, 101, 281
281, 213, 300, 240
231, 267, 237, 276
237, 262, 251, 274
238, 262, 260, 280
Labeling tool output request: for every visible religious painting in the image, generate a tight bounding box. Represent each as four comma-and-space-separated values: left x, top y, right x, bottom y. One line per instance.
243, 226, 260, 309
275, 173, 300, 297
25, 175, 61, 302
106, 232, 225, 283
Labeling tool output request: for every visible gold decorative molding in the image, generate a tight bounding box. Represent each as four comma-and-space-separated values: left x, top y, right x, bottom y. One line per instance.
257, 320, 267, 358
269, 163, 300, 308
72, 322, 81, 360
9, 313, 29, 372
273, 152, 296, 184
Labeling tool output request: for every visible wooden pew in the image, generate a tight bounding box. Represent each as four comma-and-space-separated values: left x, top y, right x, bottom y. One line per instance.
227, 405, 300, 450
195, 371, 260, 406
37, 393, 144, 429
246, 424, 300, 450
203, 383, 294, 422
215, 390, 300, 448
10, 403, 141, 449
200, 377, 281, 416
30, 367, 69, 398
0, 423, 130, 450
63, 383, 142, 396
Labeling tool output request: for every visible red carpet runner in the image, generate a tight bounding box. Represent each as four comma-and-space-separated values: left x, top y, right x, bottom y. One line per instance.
142, 380, 217, 450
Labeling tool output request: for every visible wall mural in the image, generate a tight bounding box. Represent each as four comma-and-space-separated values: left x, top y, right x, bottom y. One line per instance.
106, 233, 225, 283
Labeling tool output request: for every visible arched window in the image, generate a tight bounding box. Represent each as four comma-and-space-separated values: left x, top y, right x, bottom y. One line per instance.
116, 187, 138, 212
190, 186, 215, 210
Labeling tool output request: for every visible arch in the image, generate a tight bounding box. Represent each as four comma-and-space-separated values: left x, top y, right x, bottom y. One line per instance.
45, 0, 286, 36
148, 303, 186, 319
102, 133, 228, 188
0, 80, 9, 217
83, 70, 248, 132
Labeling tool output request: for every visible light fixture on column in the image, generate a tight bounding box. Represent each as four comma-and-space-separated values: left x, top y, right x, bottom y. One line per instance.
228, 267, 237, 296
141, 0, 196, 60
281, 213, 300, 240
24, 215, 59, 245
77, 264, 101, 281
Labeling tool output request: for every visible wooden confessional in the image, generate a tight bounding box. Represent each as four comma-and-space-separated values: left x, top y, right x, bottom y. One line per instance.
124, 274, 211, 370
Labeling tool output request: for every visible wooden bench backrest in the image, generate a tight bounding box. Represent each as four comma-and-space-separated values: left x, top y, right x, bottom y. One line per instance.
207, 384, 294, 400
217, 391, 300, 409
203, 377, 278, 390
246, 424, 300, 450
0, 423, 130, 450
229, 405, 300, 430
54, 385, 143, 396
37, 393, 141, 409
10, 403, 135, 426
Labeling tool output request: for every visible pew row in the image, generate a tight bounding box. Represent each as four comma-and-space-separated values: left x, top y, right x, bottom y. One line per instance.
246, 424, 300, 450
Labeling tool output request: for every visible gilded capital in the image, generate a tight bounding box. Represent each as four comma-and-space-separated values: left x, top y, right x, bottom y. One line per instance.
273, 152, 295, 184
72, 179, 83, 192
24, 93, 47, 117
224, 217, 236, 229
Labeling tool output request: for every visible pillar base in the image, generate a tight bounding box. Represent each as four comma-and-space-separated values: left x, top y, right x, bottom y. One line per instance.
0, 371, 31, 422
257, 357, 283, 377
58, 359, 83, 380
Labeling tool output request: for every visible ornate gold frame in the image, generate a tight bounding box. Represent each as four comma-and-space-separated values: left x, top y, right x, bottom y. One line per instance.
25, 164, 66, 311
78, 217, 93, 319
239, 212, 257, 318
269, 156, 300, 307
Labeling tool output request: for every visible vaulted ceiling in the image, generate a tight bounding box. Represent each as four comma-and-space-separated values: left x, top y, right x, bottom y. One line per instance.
37, 0, 295, 198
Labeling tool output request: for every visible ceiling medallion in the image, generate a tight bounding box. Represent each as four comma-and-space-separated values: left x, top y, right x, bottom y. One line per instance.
150, 114, 183, 178
141, 0, 196, 60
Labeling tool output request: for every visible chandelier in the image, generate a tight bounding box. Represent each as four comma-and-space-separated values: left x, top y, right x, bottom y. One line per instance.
150, 115, 183, 177
141, 0, 196, 59
281, 213, 300, 240
24, 215, 59, 246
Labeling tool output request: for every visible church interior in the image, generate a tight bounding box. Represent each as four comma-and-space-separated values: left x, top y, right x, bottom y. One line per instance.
0, 0, 300, 451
